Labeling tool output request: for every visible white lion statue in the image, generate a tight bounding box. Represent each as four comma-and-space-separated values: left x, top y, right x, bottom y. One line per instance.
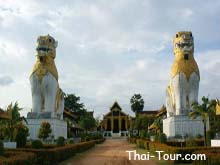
29, 34, 64, 120
166, 31, 200, 117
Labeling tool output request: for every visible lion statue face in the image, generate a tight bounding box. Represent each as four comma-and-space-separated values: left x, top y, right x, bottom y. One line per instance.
173, 31, 194, 61
36, 34, 58, 62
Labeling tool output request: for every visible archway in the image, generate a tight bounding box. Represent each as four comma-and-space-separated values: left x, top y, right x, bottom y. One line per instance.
121, 118, 126, 131
107, 119, 111, 131
113, 119, 119, 133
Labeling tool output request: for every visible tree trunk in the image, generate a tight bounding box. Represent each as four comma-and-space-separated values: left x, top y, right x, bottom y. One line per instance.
204, 121, 207, 146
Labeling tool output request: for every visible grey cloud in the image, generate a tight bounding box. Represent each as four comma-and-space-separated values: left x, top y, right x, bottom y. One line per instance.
0, 76, 14, 86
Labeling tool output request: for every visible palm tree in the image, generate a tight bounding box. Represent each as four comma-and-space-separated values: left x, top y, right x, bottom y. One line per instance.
130, 94, 144, 116
189, 96, 215, 146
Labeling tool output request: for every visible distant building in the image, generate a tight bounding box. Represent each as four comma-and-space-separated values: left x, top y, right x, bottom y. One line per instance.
139, 105, 167, 119
138, 110, 158, 116
100, 102, 130, 137
63, 107, 83, 137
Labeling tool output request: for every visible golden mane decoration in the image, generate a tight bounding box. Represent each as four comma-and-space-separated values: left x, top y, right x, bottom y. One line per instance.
171, 31, 199, 81
30, 35, 58, 81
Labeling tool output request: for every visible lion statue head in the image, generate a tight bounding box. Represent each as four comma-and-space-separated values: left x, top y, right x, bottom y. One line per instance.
31, 34, 58, 81
173, 31, 194, 60
171, 31, 199, 81
36, 34, 58, 61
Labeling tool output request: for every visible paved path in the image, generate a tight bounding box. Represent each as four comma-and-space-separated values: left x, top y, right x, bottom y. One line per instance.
60, 138, 157, 165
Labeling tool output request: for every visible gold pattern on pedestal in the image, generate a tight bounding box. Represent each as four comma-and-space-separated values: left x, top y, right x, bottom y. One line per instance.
30, 35, 58, 81
171, 31, 200, 81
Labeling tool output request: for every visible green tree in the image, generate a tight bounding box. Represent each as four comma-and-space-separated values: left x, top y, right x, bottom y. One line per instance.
131, 114, 154, 137
133, 114, 154, 131
79, 112, 96, 134
38, 122, 52, 141
189, 96, 215, 146
208, 99, 219, 134
1, 102, 27, 141
151, 117, 163, 134
130, 94, 144, 116
64, 94, 87, 120
15, 123, 29, 148
95, 117, 101, 131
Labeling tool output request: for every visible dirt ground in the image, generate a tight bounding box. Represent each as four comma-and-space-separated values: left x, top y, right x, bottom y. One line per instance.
59, 138, 157, 165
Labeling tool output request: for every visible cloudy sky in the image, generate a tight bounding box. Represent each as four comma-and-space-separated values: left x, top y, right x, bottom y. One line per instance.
0, 0, 219, 118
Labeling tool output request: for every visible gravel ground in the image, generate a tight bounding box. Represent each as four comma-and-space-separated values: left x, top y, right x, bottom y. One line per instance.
59, 138, 157, 165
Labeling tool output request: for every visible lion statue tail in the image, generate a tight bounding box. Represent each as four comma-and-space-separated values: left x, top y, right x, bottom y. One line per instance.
166, 85, 175, 117
55, 87, 64, 119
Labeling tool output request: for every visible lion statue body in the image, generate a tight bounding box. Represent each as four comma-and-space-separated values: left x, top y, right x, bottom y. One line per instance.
30, 35, 64, 120
166, 31, 200, 117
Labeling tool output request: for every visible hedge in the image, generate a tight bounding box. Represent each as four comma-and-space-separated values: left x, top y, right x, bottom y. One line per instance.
6, 139, 105, 165
0, 141, 3, 156
0, 151, 36, 165
167, 139, 204, 147
128, 137, 137, 144
192, 150, 220, 165
95, 138, 105, 144
129, 138, 220, 164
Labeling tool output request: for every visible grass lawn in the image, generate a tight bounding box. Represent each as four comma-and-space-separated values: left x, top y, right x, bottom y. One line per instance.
136, 148, 192, 165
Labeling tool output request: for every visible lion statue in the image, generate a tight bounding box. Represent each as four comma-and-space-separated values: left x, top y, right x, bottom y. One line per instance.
29, 34, 64, 120
166, 31, 200, 117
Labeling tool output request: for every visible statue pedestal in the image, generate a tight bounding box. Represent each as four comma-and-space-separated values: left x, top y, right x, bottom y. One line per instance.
26, 118, 67, 140
163, 116, 207, 138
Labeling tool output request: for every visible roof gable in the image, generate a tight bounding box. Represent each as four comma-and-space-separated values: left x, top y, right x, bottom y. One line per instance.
110, 101, 122, 111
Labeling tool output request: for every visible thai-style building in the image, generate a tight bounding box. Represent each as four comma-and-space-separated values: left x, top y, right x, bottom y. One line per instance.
63, 107, 83, 138
100, 102, 130, 137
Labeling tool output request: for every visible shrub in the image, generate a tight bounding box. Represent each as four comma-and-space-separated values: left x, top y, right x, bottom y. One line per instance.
56, 136, 65, 146
15, 123, 29, 148
38, 122, 52, 141
128, 137, 137, 143
67, 139, 74, 144
140, 130, 147, 139
136, 139, 145, 148
195, 134, 203, 139
132, 138, 220, 164
0, 151, 36, 165
166, 141, 184, 147
157, 133, 167, 143
192, 149, 220, 165
186, 137, 198, 147
80, 134, 93, 141
174, 134, 183, 139
95, 138, 105, 144
206, 130, 215, 146
31, 140, 43, 149
0, 141, 4, 156
8, 140, 97, 165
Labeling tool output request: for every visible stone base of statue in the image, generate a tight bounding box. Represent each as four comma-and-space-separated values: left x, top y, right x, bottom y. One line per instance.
26, 112, 67, 140
163, 115, 207, 138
